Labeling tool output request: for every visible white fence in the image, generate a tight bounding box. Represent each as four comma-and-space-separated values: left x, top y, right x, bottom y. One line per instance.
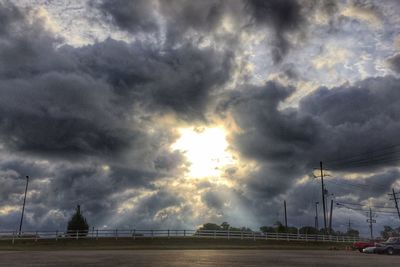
0, 229, 364, 244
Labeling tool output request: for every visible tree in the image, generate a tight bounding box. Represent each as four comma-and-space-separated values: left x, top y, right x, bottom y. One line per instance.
381, 226, 400, 239
346, 228, 359, 237
260, 226, 275, 233
299, 226, 318, 235
274, 221, 286, 233
221, 222, 230, 230
67, 205, 89, 237
198, 223, 222, 231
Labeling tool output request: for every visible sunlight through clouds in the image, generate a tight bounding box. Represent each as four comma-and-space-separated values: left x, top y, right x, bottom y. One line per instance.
171, 127, 235, 178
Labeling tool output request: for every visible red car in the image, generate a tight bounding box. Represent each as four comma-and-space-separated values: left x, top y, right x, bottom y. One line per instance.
352, 241, 375, 252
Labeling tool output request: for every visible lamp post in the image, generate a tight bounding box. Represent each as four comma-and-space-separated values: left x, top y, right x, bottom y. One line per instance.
19, 176, 29, 236
315, 202, 319, 230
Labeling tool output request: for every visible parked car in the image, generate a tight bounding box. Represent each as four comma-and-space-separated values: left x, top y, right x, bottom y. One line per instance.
352, 241, 375, 252
375, 237, 400, 255
363, 246, 376, 254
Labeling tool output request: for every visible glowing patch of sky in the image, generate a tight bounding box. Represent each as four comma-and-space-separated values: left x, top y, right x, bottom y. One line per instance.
171, 128, 235, 178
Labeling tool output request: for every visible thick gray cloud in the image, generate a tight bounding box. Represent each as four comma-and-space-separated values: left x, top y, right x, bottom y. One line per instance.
245, 0, 305, 63
210, 76, 400, 233
0, 72, 131, 157
219, 76, 400, 228
0, 1, 233, 160
387, 53, 400, 73
96, 0, 315, 63
97, 0, 159, 33
65, 39, 234, 119
0, 1, 232, 230
96, 0, 230, 44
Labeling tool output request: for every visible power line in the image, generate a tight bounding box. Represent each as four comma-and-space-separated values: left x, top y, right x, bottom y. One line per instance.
324, 179, 388, 193
324, 144, 400, 165
328, 150, 400, 166
337, 201, 396, 210
336, 202, 398, 215
329, 156, 400, 170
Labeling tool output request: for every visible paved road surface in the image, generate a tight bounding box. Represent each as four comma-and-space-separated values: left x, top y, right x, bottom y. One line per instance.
0, 250, 398, 266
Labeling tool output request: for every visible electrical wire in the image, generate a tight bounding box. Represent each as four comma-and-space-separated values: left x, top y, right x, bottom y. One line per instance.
324, 144, 400, 165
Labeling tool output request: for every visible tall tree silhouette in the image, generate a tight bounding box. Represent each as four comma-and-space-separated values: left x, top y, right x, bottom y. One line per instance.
67, 205, 89, 237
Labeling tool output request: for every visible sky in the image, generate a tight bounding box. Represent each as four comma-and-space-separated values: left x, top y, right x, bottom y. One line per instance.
1, 0, 400, 237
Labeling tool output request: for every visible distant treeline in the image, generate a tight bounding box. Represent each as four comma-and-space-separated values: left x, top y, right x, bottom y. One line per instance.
197, 221, 360, 237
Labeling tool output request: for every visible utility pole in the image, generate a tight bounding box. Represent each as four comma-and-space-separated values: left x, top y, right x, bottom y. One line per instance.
389, 188, 400, 221
284, 200, 288, 231
315, 202, 319, 230
366, 207, 376, 240
319, 162, 327, 233
19, 176, 29, 236
328, 199, 333, 234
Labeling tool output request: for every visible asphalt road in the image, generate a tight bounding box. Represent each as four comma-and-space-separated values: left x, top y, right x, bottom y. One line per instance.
0, 250, 398, 267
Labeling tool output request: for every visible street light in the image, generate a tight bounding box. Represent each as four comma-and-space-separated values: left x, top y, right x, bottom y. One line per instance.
315, 202, 319, 230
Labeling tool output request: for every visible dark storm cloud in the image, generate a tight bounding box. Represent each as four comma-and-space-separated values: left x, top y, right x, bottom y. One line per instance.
202, 190, 224, 210
96, 0, 158, 33
0, 1, 233, 158
220, 76, 400, 202
245, 0, 305, 63
0, 72, 131, 157
387, 53, 400, 73
159, 0, 229, 44
0, 2, 130, 158
0, 1, 23, 34
96, 0, 230, 43
0, 1, 235, 229
64, 38, 233, 119
96, 0, 315, 63
0, 158, 164, 230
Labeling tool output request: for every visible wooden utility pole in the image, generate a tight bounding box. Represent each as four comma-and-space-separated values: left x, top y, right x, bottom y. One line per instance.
284, 200, 288, 231
320, 162, 327, 232
328, 199, 333, 234
19, 176, 29, 236
315, 202, 319, 230
389, 188, 400, 221
366, 208, 376, 240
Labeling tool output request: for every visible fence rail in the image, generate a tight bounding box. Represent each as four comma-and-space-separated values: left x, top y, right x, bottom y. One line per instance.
0, 229, 365, 244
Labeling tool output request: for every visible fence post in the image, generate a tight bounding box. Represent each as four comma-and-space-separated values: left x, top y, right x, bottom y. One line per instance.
96, 228, 99, 240
228, 230, 230, 240
76, 230, 79, 240
253, 232, 255, 241
35, 231, 38, 242
12, 231, 15, 245
305, 233, 308, 242
184, 230, 186, 238
265, 232, 268, 240
241, 231, 243, 240
56, 230, 58, 241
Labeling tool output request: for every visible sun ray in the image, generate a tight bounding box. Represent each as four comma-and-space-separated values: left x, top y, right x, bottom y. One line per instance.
171, 127, 234, 178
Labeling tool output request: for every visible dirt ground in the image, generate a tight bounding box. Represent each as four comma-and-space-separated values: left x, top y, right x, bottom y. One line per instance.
0, 250, 398, 267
